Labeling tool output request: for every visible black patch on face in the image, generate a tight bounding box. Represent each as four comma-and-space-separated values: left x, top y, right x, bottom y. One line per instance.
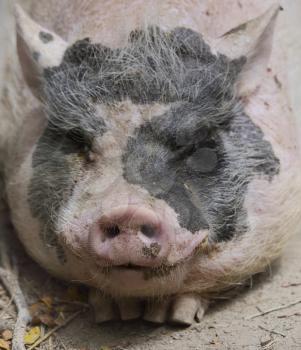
39, 31, 54, 43
123, 105, 279, 241
28, 127, 98, 262
32, 51, 40, 62
142, 242, 161, 258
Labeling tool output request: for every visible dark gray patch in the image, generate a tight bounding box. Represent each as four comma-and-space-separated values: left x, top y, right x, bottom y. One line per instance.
274, 75, 282, 89
32, 51, 40, 62
29, 130, 77, 262
187, 148, 218, 173
39, 31, 54, 43
123, 104, 279, 241
142, 243, 161, 258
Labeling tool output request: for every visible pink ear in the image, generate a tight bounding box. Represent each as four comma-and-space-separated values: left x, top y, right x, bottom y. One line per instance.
14, 4, 68, 99
213, 5, 281, 98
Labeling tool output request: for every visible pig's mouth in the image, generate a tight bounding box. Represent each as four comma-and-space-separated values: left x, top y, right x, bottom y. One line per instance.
95, 260, 179, 277
91, 261, 185, 296
115, 263, 148, 271
99, 262, 177, 272
92, 233, 211, 275
109, 263, 179, 281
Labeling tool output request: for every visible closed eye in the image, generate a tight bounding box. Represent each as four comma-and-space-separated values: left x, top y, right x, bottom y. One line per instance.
186, 147, 218, 173
172, 144, 196, 161
175, 127, 209, 148
58, 128, 96, 163
65, 128, 91, 147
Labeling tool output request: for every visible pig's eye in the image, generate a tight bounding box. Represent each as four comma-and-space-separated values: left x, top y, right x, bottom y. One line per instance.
172, 132, 219, 174
65, 128, 90, 147
64, 129, 96, 162
175, 128, 208, 148
186, 147, 218, 173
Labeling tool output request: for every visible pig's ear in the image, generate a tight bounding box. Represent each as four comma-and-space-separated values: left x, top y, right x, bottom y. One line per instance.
216, 5, 281, 98
14, 4, 68, 99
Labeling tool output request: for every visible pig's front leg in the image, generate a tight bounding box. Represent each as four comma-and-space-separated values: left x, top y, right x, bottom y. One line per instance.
89, 290, 119, 323
89, 290, 143, 322
144, 293, 208, 326
89, 289, 208, 325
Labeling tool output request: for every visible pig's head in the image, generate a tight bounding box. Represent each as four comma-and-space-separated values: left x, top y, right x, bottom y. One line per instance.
8, 5, 280, 297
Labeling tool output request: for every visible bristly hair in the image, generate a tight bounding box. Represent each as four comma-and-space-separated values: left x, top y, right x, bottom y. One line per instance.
42, 26, 246, 139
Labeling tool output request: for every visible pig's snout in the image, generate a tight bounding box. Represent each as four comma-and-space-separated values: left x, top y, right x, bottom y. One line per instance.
100, 207, 160, 240
89, 206, 172, 267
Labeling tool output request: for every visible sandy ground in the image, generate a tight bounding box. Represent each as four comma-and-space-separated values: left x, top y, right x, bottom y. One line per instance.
0, 1, 300, 349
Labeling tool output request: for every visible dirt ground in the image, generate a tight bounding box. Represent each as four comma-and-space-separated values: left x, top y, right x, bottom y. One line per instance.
0, 1, 301, 349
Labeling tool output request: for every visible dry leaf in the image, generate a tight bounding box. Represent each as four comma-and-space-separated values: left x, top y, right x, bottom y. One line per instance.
24, 327, 41, 345
1, 331, 12, 341
41, 296, 53, 308
0, 339, 10, 350
29, 301, 59, 326
39, 314, 57, 327
29, 302, 48, 319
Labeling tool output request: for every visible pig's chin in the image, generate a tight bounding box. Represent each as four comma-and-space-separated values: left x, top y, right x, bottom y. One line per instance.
91, 263, 188, 297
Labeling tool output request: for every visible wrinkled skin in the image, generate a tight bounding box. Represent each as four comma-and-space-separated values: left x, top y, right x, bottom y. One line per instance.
0, 0, 301, 325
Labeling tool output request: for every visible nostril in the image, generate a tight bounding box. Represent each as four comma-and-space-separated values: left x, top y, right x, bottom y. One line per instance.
103, 224, 120, 239
141, 224, 157, 238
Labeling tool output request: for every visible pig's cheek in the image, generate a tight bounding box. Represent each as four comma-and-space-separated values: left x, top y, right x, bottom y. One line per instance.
6, 151, 90, 281
54, 163, 125, 249
180, 168, 301, 294
7, 152, 49, 263
56, 207, 92, 257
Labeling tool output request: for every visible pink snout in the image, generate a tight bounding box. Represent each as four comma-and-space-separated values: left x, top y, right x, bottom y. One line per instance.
89, 206, 173, 267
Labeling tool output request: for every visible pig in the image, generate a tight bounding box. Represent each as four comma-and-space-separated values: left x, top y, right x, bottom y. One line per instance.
0, 0, 301, 325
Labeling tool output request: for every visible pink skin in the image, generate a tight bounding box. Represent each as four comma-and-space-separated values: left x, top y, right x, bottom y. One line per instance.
89, 206, 171, 267
67, 204, 209, 271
